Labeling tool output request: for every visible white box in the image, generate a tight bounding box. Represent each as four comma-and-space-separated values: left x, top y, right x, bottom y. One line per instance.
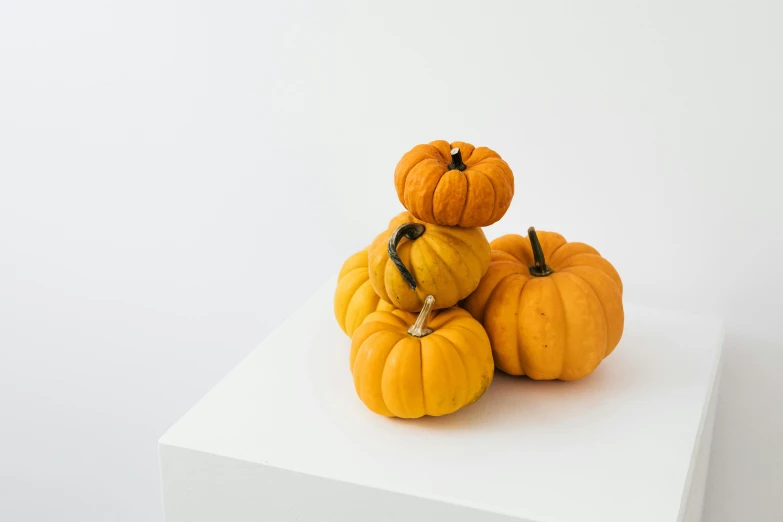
159, 278, 723, 522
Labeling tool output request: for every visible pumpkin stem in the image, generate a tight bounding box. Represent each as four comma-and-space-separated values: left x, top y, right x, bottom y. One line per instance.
447, 147, 467, 171
528, 227, 554, 277
388, 222, 426, 290
408, 295, 435, 337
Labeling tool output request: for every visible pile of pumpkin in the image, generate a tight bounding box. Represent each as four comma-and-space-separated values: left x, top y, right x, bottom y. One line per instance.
334, 141, 624, 419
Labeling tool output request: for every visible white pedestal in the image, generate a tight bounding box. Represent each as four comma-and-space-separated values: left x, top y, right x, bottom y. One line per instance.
159, 278, 724, 522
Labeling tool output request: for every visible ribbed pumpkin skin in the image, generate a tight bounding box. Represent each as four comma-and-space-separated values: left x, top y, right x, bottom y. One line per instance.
334, 249, 395, 337
350, 308, 494, 418
368, 211, 491, 313
393, 140, 514, 227
461, 231, 624, 381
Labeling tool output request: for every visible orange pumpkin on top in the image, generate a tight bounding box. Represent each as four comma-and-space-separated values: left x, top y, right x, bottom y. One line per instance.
394, 140, 514, 228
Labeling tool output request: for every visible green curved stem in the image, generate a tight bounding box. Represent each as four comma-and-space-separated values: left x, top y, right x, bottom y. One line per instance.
528, 227, 554, 277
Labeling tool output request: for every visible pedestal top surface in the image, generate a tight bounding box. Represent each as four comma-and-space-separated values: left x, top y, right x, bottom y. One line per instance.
160, 278, 724, 522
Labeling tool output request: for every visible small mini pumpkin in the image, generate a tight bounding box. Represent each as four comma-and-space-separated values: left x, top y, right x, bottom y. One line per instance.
368, 211, 491, 313
350, 295, 494, 418
462, 228, 624, 381
334, 249, 396, 337
394, 140, 514, 227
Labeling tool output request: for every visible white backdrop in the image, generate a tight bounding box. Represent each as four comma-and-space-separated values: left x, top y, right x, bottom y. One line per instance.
1, 1, 781, 521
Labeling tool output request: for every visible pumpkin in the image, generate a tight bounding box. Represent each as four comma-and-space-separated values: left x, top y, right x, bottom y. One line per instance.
350, 295, 494, 418
393, 140, 514, 228
368, 211, 491, 313
334, 248, 396, 337
462, 228, 624, 381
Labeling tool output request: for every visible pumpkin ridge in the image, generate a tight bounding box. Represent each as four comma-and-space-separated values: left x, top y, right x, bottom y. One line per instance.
471, 167, 497, 226
395, 148, 438, 207
482, 271, 526, 323
459, 231, 491, 282
384, 337, 425, 417
491, 249, 519, 262
427, 235, 478, 295
570, 270, 610, 358
400, 168, 412, 210
547, 240, 570, 268
515, 278, 529, 376
429, 169, 451, 225
457, 170, 471, 226
558, 253, 623, 294
362, 316, 405, 335
422, 326, 481, 409
436, 322, 478, 341
379, 337, 402, 416
561, 265, 623, 355
433, 142, 453, 164
492, 235, 531, 265
418, 339, 427, 416
472, 155, 512, 195
425, 143, 446, 160
477, 157, 514, 190
426, 231, 475, 284
359, 278, 385, 313
339, 249, 370, 279
548, 274, 567, 379
340, 267, 363, 284
415, 239, 446, 302
338, 264, 360, 283
465, 146, 500, 164
414, 143, 444, 159
426, 333, 469, 415
431, 332, 472, 407
470, 162, 512, 217
549, 272, 608, 380
431, 140, 455, 163
342, 278, 372, 333
404, 159, 441, 223
561, 264, 622, 296
433, 228, 484, 272
440, 325, 488, 353
354, 329, 397, 379
423, 308, 452, 329
336, 266, 373, 334
426, 238, 460, 297
415, 144, 446, 165
418, 336, 436, 416
547, 241, 600, 268
389, 310, 417, 328
347, 278, 375, 312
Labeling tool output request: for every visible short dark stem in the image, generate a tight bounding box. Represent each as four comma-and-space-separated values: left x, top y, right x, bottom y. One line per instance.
447, 147, 467, 171
528, 227, 553, 277
388, 222, 426, 290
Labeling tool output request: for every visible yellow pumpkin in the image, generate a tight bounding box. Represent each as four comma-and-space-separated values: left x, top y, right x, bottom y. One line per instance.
350, 295, 494, 418
334, 249, 396, 337
368, 211, 491, 313
462, 228, 624, 381
393, 140, 514, 227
